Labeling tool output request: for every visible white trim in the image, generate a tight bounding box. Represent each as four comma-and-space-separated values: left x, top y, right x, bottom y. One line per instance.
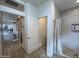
0, 5, 25, 16
57, 53, 71, 58
27, 44, 41, 54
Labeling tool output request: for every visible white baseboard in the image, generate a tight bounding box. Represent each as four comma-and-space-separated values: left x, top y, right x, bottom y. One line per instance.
21, 43, 43, 54
57, 53, 71, 58
27, 44, 42, 54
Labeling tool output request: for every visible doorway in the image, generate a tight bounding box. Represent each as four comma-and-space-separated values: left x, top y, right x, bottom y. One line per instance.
38, 16, 47, 52
0, 12, 24, 56
17, 16, 24, 44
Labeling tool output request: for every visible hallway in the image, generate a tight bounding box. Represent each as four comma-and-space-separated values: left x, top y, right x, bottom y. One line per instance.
0, 0, 75, 58
0, 0, 56, 58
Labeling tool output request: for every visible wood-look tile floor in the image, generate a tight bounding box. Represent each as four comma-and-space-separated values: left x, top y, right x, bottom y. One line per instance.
1, 39, 49, 58
1, 40, 66, 58
1, 39, 68, 58
0, 36, 66, 58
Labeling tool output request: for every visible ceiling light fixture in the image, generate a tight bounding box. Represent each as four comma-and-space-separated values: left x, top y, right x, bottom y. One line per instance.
76, 0, 79, 3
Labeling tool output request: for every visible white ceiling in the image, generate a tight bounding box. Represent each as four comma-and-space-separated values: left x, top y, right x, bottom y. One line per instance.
22, 0, 47, 7
54, 0, 79, 12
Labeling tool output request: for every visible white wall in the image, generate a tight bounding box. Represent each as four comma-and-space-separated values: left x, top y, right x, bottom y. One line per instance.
38, 0, 55, 57
61, 8, 79, 50
55, 8, 60, 18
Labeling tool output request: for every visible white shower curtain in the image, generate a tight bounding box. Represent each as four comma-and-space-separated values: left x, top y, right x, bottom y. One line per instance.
54, 18, 62, 54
